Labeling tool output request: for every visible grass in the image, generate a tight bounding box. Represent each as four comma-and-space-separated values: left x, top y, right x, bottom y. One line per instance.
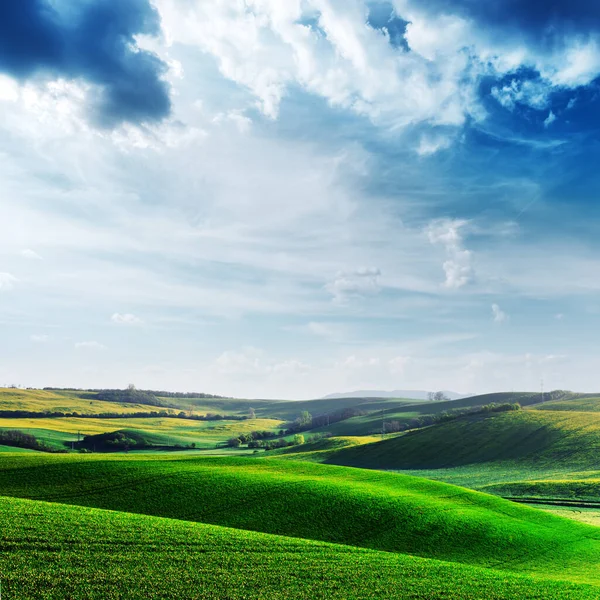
3, 496, 598, 600
266, 435, 384, 461
4, 453, 600, 585
0, 444, 39, 453
0, 388, 177, 415
0, 417, 285, 450
321, 409, 600, 471
534, 397, 600, 412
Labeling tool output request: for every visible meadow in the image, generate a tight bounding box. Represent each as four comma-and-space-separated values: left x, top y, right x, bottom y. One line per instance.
4, 387, 600, 597
3, 495, 596, 600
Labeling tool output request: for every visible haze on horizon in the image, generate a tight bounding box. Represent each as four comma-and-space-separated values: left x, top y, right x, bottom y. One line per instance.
1, 0, 600, 399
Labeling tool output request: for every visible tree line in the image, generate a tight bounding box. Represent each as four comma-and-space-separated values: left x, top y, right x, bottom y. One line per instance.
0, 409, 248, 421
382, 402, 521, 434
0, 430, 66, 453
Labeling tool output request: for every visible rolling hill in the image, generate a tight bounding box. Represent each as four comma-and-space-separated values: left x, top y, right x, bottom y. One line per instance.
3, 495, 595, 600
3, 452, 600, 585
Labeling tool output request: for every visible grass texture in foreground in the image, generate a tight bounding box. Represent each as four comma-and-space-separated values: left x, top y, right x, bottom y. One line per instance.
1, 496, 598, 600
3, 454, 600, 585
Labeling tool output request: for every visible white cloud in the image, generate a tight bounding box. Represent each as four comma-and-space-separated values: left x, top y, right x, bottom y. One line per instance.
30, 335, 49, 343
427, 219, 473, 289
491, 79, 550, 111
75, 341, 106, 350
491, 303, 508, 323
543, 110, 556, 128
416, 133, 453, 156
555, 313, 564, 320
388, 355, 410, 374
0, 273, 17, 291
21, 249, 42, 260
155, 0, 476, 129
111, 313, 143, 326
326, 266, 381, 303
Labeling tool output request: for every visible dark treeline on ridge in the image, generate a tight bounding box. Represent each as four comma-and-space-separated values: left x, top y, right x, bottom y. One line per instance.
0, 409, 247, 421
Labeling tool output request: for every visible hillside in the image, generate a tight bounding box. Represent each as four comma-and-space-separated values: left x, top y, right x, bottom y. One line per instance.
0, 388, 183, 415
322, 389, 466, 400
323, 409, 600, 471
3, 452, 600, 584
3, 496, 595, 600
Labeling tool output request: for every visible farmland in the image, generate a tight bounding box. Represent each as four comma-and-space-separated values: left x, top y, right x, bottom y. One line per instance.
4, 387, 600, 597
3, 495, 597, 600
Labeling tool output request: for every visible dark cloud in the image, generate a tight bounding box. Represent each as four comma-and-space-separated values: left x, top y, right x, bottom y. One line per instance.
418, 0, 600, 45
0, 0, 171, 127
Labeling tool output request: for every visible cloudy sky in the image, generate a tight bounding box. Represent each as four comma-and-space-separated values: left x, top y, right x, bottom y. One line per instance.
1, 0, 600, 398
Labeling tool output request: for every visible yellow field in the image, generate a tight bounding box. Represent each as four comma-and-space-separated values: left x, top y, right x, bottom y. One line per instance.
0, 388, 179, 415
0, 417, 285, 438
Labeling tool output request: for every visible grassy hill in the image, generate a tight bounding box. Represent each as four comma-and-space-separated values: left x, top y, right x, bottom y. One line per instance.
322, 409, 600, 471
4, 452, 600, 585
0, 416, 284, 451
0, 388, 182, 415
534, 396, 600, 412
3, 495, 596, 600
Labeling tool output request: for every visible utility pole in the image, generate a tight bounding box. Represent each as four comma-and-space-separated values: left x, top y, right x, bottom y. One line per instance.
541, 379, 545, 403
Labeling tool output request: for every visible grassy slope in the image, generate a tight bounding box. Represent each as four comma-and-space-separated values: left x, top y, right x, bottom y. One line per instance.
324, 409, 600, 471
3, 496, 595, 600
0, 388, 177, 415
305, 392, 545, 437
534, 397, 600, 412
3, 454, 600, 584
172, 395, 426, 420
0, 417, 284, 450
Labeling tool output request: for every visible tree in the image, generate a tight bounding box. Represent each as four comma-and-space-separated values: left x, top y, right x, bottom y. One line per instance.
227, 437, 241, 448
433, 391, 450, 402
248, 407, 256, 419
293, 434, 305, 445
427, 392, 435, 401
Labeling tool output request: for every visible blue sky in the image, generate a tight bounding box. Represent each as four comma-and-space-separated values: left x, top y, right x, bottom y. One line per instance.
1, 0, 600, 398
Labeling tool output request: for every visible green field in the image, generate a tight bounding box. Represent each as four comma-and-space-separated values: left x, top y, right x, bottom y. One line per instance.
3, 453, 600, 584
0, 388, 182, 415
4, 387, 600, 597
5, 495, 597, 600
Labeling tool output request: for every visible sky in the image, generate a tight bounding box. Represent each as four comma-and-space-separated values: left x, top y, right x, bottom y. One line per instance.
1, 0, 600, 399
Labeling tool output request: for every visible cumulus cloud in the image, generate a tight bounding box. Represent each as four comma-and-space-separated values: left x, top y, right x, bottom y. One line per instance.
326, 266, 382, 303
0, 273, 17, 290
0, 0, 171, 127
491, 303, 508, 323
543, 110, 556, 128
416, 133, 453, 156
427, 219, 473, 289
75, 341, 106, 350
111, 313, 143, 326
30, 334, 49, 343
213, 348, 310, 378
155, 0, 476, 128
21, 248, 42, 260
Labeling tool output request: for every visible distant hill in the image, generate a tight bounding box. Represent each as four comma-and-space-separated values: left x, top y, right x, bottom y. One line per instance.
322, 389, 467, 401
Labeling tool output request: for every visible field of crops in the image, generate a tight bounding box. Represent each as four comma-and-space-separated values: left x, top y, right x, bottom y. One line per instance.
0, 388, 177, 415
4, 494, 597, 600
0, 416, 284, 451
3, 452, 600, 586
4, 389, 600, 597
321, 409, 600, 471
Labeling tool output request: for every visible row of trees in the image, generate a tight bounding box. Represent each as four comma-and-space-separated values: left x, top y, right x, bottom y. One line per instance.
382, 402, 521, 434
43, 385, 223, 400
0, 409, 247, 421
0, 430, 65, 453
